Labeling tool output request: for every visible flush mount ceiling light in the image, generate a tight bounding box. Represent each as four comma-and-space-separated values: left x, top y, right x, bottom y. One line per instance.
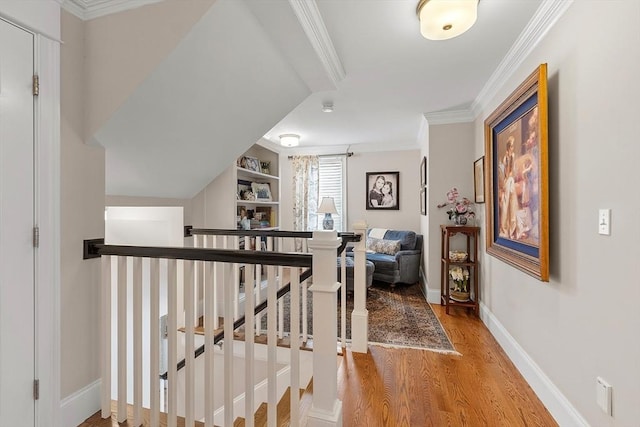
322, 102, 334, 113
416, 0, 479, 41
279, 134, 300, 147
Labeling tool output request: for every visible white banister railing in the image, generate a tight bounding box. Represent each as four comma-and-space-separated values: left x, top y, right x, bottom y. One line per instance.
351, 220, 369, 353
88, 225, 366, 427
307, 231, 343, 426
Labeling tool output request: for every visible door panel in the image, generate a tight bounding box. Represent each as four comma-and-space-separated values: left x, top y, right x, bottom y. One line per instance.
0, 18, 36, 426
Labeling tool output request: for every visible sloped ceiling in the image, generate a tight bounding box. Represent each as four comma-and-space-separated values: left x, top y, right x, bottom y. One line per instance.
84, 0, 566, 198
93, 0, 310, 198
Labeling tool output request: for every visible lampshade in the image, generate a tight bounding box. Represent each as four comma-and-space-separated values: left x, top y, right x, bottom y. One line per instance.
318, 197, 338, 215
417, 0, 478, 41
279, 134, 300, 147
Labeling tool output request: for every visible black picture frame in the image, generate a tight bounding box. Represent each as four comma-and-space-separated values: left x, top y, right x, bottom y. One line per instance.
420, 187, 426, 215
420, 156, 427, 188
366, 172, 399, 210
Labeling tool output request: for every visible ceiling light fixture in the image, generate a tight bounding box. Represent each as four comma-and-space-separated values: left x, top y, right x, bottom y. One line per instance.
416, 0, 479, 41
322, 102, 334, 113
279, 134, 300, 147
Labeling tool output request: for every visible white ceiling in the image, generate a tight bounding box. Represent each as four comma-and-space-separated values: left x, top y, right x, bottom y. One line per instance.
259, 0, 544, 151
70, 0, 569, 197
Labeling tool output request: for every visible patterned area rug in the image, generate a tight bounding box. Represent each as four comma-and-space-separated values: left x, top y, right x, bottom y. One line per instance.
264, 282, 456, 353
355, 282, 456, 352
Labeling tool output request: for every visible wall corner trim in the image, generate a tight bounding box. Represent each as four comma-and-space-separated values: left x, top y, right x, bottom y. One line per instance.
479, 302, 589, 427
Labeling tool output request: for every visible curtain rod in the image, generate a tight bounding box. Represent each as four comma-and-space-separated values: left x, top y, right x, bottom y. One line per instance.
287, 152, 353, 160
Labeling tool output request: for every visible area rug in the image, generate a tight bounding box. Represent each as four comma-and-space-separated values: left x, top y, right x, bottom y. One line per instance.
262, 282, 456, 353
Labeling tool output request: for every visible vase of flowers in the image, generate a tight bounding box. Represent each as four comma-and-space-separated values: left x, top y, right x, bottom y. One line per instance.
449, 266, 470, 301
437, 187, 475, 225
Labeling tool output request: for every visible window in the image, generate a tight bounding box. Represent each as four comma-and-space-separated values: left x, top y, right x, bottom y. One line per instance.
316, 156, 346, 231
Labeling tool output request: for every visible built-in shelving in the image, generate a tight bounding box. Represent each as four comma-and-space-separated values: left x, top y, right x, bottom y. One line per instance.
235, 144, 280, 230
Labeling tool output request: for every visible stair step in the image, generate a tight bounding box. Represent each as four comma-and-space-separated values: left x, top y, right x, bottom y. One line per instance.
232, 385, 309, 427
80, 401, 206, 426
180, 316, 315, 352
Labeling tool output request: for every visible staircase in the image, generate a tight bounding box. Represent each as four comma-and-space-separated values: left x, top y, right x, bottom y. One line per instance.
233, 382, 313, 427
86, 227, 368, 426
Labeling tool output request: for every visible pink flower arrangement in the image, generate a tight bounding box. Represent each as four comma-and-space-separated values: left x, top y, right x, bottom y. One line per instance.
437, 187, 475, 221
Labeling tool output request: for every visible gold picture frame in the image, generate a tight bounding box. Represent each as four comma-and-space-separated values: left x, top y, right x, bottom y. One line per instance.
484, 64, 549, 281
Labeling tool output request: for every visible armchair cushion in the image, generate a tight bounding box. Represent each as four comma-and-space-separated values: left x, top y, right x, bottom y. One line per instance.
347, 229, 423, 287
366, 237, 401, 255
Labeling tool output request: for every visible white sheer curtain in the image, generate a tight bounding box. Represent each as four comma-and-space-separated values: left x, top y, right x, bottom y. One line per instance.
291, 155, 319, 244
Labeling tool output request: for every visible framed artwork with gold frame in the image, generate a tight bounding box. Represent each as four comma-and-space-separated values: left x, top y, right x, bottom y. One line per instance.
484, 64, 549, 281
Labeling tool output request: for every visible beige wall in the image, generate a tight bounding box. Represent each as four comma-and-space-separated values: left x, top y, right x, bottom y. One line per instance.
190, 164, 236, 229
424, 122, 475, 295
106, 195, 194, 226
60, 10, 106, 398
470, 1, 640, 425
280, 149, 421, 233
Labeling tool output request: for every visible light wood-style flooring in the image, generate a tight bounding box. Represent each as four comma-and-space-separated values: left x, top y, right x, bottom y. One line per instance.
337, 303, 557, 426
80, 303, 557, 427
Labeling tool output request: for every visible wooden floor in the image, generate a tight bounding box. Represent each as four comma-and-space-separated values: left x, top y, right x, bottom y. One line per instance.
337, 304, 557, 427
80, 303, 556, 427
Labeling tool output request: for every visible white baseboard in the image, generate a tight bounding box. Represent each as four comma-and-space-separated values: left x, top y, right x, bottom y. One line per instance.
425, 287, 441, 304
420, 269, 441, 304
60, 379, 101, 427
479, 303, 589, 427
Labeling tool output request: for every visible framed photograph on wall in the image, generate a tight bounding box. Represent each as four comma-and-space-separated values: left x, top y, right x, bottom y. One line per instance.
474, 156, 485, 203
366, 172, 399, 210
420, 187, 427, 215
484, 63, 549, 281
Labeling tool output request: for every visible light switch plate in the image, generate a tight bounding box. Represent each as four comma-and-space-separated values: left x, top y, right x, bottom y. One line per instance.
596, 377, 612, 415
598, 209, 611, 235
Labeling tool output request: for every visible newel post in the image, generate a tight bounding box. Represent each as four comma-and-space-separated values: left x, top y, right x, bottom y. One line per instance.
351, 220, 369, 353
308, 231, 343, 427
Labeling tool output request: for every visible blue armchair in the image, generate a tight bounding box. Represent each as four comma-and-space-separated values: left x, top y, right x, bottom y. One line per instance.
348, 229, 423, 288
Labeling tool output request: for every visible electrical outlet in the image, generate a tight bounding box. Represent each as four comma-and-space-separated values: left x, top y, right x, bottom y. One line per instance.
598, 209, 611, 235
596, 377, 612, 415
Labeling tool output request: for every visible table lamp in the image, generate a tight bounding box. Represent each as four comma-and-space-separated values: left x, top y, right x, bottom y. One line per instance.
318, 197, 338, 230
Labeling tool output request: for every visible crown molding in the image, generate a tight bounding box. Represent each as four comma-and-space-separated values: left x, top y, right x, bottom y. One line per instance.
62, 0, 165, 20
288, 0, 345, 88
423, 109, 475, 125
471, 0, 574, 117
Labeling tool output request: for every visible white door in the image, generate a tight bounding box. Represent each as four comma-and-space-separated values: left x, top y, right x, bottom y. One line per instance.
0, 18, 36, 426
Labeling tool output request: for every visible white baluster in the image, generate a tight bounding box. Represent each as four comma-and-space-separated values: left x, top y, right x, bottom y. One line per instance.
223, 236, 234, 427
255, 238, 262, 336
149, 258, 160, 427
185, 260, 195, 426
101, 255, 111, 419
340, 247, 347, 350
233, 235, 240, 320
244, 240, 255, 427
267, 237, 277, 427
301, 238, 308, 343
307, 231, 342, 426
133, 257, 143, 426
289, 267, 301, 424
212, 235, 219, 330
278, 237, 284, 340
117, 256, 127, 423
196, 235, 204, 327
351, 220, 369, 353
167, 259, 178, 427
204, 256, 216, 427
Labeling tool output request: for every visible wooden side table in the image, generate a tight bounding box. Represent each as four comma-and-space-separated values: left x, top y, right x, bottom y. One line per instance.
440, 225, 480, 315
